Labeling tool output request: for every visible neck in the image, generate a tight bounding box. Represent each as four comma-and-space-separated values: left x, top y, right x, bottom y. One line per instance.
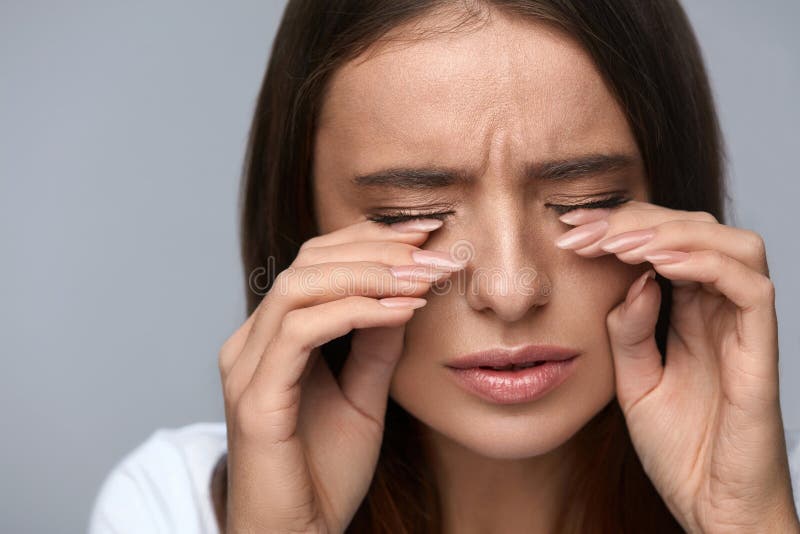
422, 426, 578, 534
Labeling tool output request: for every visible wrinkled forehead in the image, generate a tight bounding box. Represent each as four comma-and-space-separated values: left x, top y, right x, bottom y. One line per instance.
316, 8, 635, 166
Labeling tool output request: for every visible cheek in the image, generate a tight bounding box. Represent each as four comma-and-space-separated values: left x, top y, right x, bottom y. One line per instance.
567, 253, 642, 313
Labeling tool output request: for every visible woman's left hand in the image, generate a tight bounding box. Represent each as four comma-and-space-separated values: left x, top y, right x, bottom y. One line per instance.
556, 200, 800, 533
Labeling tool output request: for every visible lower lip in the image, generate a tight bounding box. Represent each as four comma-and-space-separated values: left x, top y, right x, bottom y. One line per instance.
446, 357, 579, 405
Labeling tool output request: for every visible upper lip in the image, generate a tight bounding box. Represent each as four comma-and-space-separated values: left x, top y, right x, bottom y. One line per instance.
445, 344, 580, 369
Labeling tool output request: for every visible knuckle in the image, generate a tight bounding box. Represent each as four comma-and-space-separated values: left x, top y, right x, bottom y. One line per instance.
607, 210, 634, 229
293, 247, 317, 267
696, 210, 718, 224
743, 229, 766, 258
659, 219, 687, 236
328, 264, 362, 295
344, 295, 371, 316
286, 264, 329, 300
223, 372, 248, 402
218, 341, 237, 376
758, 276, 776, 303
222, 372, 252, 404
610, 209, 651, 233
706, 248, 725, 268
217, 321, 251, 377
273, 267, 299, 296
280, 309, 307, 340
274, 267, 294, 286
386, 243, 418, 264
299, 236, 321, 251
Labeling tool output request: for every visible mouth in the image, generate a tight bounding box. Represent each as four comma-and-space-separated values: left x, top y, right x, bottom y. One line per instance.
477, 361, 548, 371
445, 344, 580, 370
445, 351, 580, 405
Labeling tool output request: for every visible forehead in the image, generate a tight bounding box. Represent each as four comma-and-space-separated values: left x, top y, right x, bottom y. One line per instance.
315, 7, 637, 182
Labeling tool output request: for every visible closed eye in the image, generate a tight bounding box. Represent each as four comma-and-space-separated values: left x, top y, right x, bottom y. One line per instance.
366, 194, 629, 226
545, 194, 630, 215
367, 210, 455, 226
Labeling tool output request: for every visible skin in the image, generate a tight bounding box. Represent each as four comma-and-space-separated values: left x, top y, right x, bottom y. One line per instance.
218, 5, 800, 534
314, 8, 648, 533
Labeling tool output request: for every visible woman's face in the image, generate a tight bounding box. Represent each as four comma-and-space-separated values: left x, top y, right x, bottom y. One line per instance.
312, 9, 649, 459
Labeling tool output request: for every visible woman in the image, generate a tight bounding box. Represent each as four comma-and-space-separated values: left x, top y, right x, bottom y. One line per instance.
89, 0, 800, 532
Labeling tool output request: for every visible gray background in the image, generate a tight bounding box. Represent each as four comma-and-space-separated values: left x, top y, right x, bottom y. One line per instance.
1, 1, 798, 532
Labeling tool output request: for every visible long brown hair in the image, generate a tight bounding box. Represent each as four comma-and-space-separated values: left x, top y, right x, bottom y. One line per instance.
210, 1, 727, 531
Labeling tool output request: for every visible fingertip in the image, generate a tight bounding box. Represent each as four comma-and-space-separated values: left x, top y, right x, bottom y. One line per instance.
558, 208, 612, 225
623, 269, 656, 313
378, 297, 427, 309
389, 219, 444, 233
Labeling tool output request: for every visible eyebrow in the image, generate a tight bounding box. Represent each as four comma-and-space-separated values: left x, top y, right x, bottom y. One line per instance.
351, 153, 637, 189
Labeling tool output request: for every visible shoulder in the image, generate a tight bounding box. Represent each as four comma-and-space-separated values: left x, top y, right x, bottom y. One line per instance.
88, 421, 228, 534
786, 426, 800, 517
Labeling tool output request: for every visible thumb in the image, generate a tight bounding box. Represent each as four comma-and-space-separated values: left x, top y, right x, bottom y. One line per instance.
607, 269, 663, 413
338, 325, 406, 426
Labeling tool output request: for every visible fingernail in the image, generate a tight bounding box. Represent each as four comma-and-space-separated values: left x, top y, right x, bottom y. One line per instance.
643, 250, 690, 264
390, 264, 453, 282
624, 269, 656, 309
379, 297, 427, 308
555, 220, 609, 249
389, 218, 444, 233
411, 249, 465, 270
597, 228, 656, 253
558, 208, 611, 225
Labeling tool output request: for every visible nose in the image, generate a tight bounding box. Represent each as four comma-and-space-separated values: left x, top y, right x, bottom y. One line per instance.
460, 218, 552, 323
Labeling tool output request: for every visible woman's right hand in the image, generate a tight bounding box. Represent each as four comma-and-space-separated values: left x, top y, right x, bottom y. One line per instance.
218, 218, 463, 533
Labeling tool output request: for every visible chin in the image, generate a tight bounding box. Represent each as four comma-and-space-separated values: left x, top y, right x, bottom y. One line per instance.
389, 348, 617, 459
443, 421, 585, 460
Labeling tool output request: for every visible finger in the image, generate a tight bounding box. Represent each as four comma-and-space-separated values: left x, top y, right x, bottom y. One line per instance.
646, 250, 777, 359
556, 199, 661, 226
231, 219, 448, 387
299, 218, 443, 251
226, 261, 454, 397
218, 306, 259, 379
557, 200, 716, 255
338, 325, 406, 429
579, 220, 769, 276
242, 296, 425, 420
255, 254, 460, 352
558, 199, 701, 228
293, 240, 465, 272
606, 269, 664, 414
219, 309, 260, 427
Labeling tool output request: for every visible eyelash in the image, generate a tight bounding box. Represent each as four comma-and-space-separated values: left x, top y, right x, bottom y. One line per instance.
367, 210, 456, 226
545, 193, 631, 216
367, 194, 630, 226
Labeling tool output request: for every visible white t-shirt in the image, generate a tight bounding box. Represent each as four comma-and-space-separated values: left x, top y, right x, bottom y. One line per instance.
88, 421, 800, 533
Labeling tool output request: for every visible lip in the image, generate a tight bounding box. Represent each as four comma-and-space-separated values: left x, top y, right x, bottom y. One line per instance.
444, 344, 580, 405
445, 344, 580, 370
